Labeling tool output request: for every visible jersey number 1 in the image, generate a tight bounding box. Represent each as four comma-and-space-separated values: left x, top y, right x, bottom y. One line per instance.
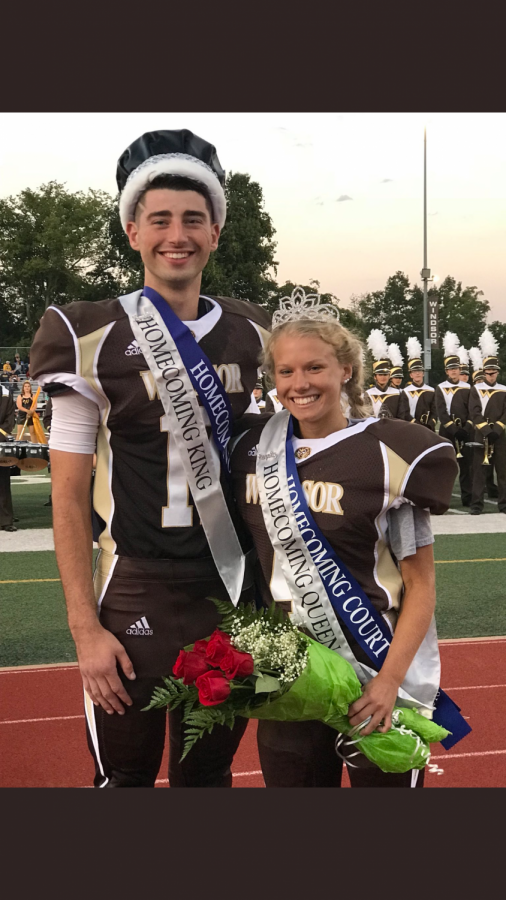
160, 415, 193, 527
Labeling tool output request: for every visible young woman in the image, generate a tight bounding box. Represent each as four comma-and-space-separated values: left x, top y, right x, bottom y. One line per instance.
230, 317, 458, 788
16, 381, 36, 442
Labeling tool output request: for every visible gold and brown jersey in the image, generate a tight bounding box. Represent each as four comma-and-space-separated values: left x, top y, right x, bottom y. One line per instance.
469, 382, 506, 440
398, 384, 437, 430
30, 294, 270, 559
435, 380, 471, 439
365, 386, 401, 418
231, 417, 457, 661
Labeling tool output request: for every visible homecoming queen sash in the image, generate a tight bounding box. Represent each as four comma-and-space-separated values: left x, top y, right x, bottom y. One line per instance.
120, 288, 245, 605
256, 411, 471, 749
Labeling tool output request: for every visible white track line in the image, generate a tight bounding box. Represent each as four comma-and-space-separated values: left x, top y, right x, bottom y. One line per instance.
431, 749, 506, 761
155, 770, 264, 785
0, 665, 79, 675
444, 684, 506, 691
1, 714, 85, 724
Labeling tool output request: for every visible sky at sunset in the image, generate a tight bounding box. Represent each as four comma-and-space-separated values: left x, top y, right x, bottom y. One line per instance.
1, 112, 504, 320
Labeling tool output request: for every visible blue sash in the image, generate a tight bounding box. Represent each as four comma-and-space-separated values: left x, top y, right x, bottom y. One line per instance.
143, 287, 233, 472
285, 417, 471, 750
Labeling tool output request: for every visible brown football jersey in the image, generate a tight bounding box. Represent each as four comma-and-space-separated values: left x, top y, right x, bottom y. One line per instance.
30, 294, 270, 559
231, 417, 457, 667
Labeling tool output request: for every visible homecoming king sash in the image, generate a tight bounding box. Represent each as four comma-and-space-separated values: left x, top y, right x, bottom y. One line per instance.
256, 411, 471, 749
121, 288, 245, 605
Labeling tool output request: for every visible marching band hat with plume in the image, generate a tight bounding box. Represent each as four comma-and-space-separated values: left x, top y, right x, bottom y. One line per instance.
443, 332, 461, 370
367, 330, 391, 375
469, 347, 484, 383
479, 329, 500, 371
117, 129, 226, 232
388, 343, 404, 378
406, 337, 424, 372
458, 346, 470, 375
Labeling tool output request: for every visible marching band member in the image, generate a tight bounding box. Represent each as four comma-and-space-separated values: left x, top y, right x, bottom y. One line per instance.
30, 128, 271, 788
435, 332, 472, 506
469, 347, 497, 499
264, 387, 284, 414
366, 330, 400, 418
230, 291, 464, 788
388, 343, 404, 391
469, 330, 506, 515
397, 337, 436, 430
459, 346, 470, 384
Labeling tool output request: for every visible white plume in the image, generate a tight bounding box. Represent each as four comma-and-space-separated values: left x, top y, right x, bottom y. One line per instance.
458, 346, 469, 365
387, 343, 403, 367
367, 329, 389, 360
406, 336, 422, 360
443, 331, 460, 356
479, 328, 499, 358
469, 347, 483, 371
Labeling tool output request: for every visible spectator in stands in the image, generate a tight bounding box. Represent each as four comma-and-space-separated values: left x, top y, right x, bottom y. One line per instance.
13, 355, 23, 374
16, 380, 36, 441
3, 361, 12, 374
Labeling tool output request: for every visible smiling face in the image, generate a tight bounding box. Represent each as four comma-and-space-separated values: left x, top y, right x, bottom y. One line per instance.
126, 188, 220, 293
272, 333, 351, 438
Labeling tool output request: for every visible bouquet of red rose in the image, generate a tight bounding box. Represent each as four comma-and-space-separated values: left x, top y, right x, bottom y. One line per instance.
145, 598, 449, 772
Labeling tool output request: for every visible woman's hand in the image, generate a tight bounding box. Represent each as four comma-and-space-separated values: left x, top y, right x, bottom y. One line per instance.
347, 673, 399, 736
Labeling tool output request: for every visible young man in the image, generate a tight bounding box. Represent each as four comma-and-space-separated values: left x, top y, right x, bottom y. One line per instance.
366, 330, 400, 418
468, 330, 506, 515
30, 129, 271, 787
435, 332, 473, 506
398, 338, 436, 430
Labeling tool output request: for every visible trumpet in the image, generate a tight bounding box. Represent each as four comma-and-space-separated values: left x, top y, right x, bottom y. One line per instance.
420, 411, 430, 426
452, 416, 464, 459
482, 437, 495, 467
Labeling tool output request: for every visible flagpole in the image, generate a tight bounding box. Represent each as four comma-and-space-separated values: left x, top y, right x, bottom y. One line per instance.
421, 127, 431, 382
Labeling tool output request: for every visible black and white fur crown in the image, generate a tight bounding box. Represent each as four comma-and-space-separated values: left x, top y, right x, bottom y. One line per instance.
117, 131, 226, 232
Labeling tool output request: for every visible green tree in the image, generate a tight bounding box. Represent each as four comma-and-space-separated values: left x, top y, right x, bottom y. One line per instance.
0, 182, 120, 341
350, 271, 424, 349
489, 321, 506, 374
201, 172, 278, 303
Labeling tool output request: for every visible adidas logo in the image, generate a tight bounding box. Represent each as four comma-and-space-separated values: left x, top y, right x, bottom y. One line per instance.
125, 340, 142, 356
126, 616, 153, 636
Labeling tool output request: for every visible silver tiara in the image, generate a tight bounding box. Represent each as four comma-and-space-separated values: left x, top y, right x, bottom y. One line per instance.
272, 286, 340, 327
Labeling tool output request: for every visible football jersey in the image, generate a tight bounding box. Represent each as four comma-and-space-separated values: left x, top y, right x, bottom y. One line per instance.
398, 384, 437, 430
30, 294, 270, 559
231, 417, 457, 667
366, 386, 401, 418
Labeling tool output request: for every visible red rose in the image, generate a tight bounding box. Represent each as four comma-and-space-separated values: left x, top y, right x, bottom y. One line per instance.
205, 630, 232, 667
219, 647, 255, 679
173, 650, 211, 685
195, 670, 231, 706
193, 639, 209, 657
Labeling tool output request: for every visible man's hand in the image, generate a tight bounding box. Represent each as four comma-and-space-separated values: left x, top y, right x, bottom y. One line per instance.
347, 673, 399, 736
76, 626, 136, 715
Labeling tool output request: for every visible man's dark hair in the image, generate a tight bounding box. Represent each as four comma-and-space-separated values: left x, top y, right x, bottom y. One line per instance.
135, 173, 215, 222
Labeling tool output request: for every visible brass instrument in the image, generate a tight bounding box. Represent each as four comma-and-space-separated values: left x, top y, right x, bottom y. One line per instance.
482, 418, 496, 467
452, 416, 464, 459
419, 410, 430, 426
482, 438, 494, 466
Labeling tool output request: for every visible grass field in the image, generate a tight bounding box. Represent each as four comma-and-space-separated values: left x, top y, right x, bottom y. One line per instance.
1, 471, 505, 667
1, 533, 505, 667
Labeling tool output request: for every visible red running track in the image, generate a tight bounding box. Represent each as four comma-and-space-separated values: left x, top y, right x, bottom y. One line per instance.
1, 638, 505, 788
